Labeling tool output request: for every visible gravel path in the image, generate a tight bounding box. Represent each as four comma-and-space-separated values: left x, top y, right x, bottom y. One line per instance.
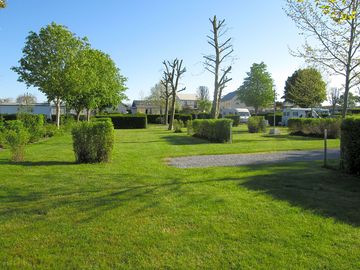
168, 149, 340, 168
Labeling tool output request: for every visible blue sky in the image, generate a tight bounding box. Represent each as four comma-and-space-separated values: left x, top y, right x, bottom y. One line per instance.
0, 0, 314, 103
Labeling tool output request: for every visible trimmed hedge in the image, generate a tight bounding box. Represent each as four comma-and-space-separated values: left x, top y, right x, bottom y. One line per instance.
225, 114, 240, 127
192, 113, 212, 119
96, 114, 147, 129
188, 119, 232, 143
147, 114, 162, 124
266, 112, 282, 126
248, 116, 267, 133
340, 117, 360, 174
17, 113, 45, 142
71, 121, 114, 163
288, 118, 341, 139
0, 114, 17, 121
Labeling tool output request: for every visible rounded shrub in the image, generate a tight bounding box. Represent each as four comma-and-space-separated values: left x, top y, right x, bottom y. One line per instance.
247, 116, 266, 133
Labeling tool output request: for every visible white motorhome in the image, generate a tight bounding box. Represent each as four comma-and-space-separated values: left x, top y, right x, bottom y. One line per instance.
282, 108, 322, 126
221, 108, 251, 123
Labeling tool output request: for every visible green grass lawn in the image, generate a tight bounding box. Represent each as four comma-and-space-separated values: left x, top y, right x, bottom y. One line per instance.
0, 125, 359, 269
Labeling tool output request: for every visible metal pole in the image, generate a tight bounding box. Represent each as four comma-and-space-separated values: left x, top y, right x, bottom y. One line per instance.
324, 129, 328, 167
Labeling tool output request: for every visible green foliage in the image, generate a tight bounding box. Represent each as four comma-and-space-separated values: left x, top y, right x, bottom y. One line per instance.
198, 100, 212, 113
284, 68, 327, 108
147, 114, 163, 124
247, 116, 267, 133
266, 112, 283, 126
96, 114, 147, 129
16, 113, 45, 142
288, 118, 341, 138
238, 62, 274, 114
188, 119, 233, 143
0, 0, 5, 8
0, 114, 17, 121
174, 114, 192, 126
1, 120, 30, 161
173, 119, 184, 133
225, 114, 240, 127
12, 22, 88, 127
193, 113, 212, 119
71, 121, 114, 163
340, 117, 360, 174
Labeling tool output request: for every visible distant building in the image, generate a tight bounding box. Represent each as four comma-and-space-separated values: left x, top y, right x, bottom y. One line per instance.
176, 93, 198, 110
220, 91, 252, 111
104, 103, 130, 114
0, 103, 65, 119
131, 100, 162, 114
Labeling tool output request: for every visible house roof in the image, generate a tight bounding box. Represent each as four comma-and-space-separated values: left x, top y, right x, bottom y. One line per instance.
221, 91, 238, 102
177, 93, 197, 101
132, 100, 159, 107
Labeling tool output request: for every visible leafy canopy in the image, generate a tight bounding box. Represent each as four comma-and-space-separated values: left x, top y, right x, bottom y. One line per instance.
237, 62, 274, 113
284, 68, 327, 107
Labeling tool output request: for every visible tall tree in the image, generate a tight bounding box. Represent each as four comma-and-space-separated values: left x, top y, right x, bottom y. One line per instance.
0, 0, 5, 8
147, 81, 166, 119
163, 59, 186, 130
285, 0, 360, 117
284, 68, 327, 107
16, 92, 37, 105
237, 62, 275, 115
204, 15, 234, 119
328, 87, 342, 113
65, 48, 127, 121
12, 22, 88, 128
196, 86, 212, 112
160, 77, 172, 125
339, 91, 359, 108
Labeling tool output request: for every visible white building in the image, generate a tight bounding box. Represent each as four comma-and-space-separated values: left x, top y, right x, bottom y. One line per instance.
0, 103, 53, 119
176, 93, 198, 110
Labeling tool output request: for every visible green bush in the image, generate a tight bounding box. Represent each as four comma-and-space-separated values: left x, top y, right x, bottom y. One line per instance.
71, 121, 114, 163
147, 114, 163, 124
173, 119, 183, 133
225, 114, 240, 127
266, 112, 282, 126
288, 118, 341, 139
247, 116, 267, 133
188, 119, 232, 143
192, 113, 212, 119
43, 124, 59, 138
340, 117, 360, 174
169, 114, 192, 126
96, 114, 147, 129
0, 114, 17, 121
17, 113, 45, 142
1, 120, 30, 162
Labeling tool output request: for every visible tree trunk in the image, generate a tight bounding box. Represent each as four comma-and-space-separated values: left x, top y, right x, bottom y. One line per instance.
342, 69, 351, 118
168, 93, 176, 130
55, 98, 61, 129
164, 96, 169, 125
86, 109, 91, 122
76, 111, 81, 122
210, 17, 220, 119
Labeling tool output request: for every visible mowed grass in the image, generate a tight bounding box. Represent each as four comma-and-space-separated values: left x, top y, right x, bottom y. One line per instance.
0, 125, 359, 269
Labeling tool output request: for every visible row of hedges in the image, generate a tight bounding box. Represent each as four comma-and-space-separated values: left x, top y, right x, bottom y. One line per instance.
248, 116, 267, 133
188, 119, 232, 143
288, 118, 341, 139
340, 117, 360, 175
96, 114, 147, 129
146, 114, 193, 124
72, 121, 114, 163
224, 115, 240, 127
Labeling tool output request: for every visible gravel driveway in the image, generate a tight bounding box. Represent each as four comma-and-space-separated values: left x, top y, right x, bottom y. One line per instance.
168, 149, 340, 168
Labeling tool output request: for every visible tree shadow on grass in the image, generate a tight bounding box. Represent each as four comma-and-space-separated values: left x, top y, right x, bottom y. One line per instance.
0, 159, 76, 166
161, 135, 208, 145
240, 163, 360, 227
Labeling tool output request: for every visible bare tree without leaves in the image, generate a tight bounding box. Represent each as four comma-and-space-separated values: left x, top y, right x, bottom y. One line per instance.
204, 15, 234, 119
160, 76, 172, 125
163, 59, 186, 130
327, 87, 342, 114
285, 0, 360, 118
16, 92, 37, 105
196, 86, 210, 101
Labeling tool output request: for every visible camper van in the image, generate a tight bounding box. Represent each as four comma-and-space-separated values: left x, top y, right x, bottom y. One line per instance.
221, 108, 251, 123
282, 108, 325, 126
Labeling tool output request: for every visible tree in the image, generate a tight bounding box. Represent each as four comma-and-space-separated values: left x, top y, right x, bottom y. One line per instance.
339, 92, 359, 108
196, 86, 211, 112
160, 78, 172, 125
65, 48, 127, 121
16, 92, 37, 105
147, 81, 167, 120
12, 22, 88, 128
285, 0, 360, 118
284, 68, 327, 107
237, 62, 274, 115
163, 59, 186, 130
0, 98, 14, 103
204, 15, 234, 119
0, 0, 6, 8
328, 87, 341, 113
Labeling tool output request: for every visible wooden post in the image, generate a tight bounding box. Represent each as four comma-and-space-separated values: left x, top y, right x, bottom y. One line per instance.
324, 129, 328, 167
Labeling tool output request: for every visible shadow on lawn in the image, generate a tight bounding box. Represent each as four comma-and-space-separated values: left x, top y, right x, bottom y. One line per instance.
240, 164, 360, 227
0, 159, 75, 166
161, 135, 208, 145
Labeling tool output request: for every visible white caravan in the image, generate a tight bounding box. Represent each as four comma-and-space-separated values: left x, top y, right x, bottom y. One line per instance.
221, 108, 251, 123
282, 108, 323, 126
